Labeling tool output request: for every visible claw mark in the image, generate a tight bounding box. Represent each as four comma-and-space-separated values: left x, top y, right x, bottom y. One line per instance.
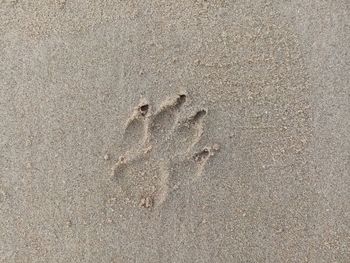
139, 104, 149, 116
176, 94, 187, 106
194, 148, 210, 163
157, 94, 187, 113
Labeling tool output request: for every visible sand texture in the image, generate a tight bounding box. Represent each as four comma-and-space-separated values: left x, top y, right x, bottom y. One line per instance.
0, 0, 349, 262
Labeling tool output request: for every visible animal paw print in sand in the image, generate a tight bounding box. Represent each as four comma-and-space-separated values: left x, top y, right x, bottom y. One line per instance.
112, 94, 219, 208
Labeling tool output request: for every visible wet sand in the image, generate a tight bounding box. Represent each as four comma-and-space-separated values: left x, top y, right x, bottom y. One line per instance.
0, 1, 349, 262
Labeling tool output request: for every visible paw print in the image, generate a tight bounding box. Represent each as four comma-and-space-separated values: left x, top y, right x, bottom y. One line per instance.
112, 94, 219, 208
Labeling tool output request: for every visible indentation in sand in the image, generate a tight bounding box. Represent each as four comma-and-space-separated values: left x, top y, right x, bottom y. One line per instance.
111, 94, 219, 208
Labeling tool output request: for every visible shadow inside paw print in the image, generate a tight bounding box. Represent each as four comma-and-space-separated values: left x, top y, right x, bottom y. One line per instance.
112, 94, 219, 208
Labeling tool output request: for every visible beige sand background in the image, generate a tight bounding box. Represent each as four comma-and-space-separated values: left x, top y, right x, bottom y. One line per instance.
0, 0, 349, 262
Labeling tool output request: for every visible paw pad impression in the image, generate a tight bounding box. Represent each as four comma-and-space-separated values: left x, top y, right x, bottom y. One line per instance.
111, 94, 219, 208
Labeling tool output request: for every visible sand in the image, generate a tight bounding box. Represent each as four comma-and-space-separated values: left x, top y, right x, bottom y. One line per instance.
0, 0, 349, 262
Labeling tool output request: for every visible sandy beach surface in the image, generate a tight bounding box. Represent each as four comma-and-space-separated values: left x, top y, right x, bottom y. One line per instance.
0, 1, 349, 262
